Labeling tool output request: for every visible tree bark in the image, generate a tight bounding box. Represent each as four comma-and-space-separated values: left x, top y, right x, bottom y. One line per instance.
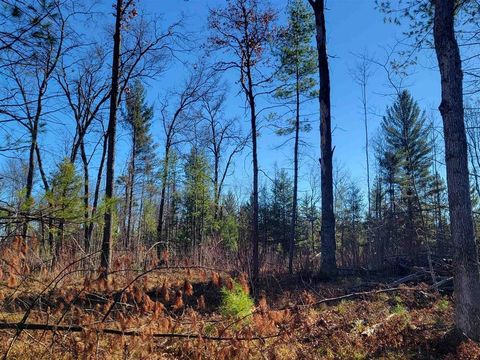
246, 67, 260, 285
80, 140, 90, 253
156, 144, 170, 257
289, 65, 300, 275
101, 0, 123, 276
86, 132, 108, 249
309, 0, 337, 277
433, 0, 480, 340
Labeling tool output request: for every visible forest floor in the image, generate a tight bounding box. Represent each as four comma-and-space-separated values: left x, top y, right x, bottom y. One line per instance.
0, 264, 478, 360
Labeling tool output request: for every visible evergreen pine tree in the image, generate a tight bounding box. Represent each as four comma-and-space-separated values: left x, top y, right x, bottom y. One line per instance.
274, 0, 317, 273
381, 90, 434, 256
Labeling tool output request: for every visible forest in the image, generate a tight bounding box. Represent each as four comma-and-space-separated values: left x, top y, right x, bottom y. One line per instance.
1, 0, 480, 358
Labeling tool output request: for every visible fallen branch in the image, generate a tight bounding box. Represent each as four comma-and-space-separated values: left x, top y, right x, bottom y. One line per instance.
0, 322, 281, 342
288, 286, 431, 310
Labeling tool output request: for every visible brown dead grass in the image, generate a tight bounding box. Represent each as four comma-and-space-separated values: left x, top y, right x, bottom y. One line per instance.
0, 256, 478, 359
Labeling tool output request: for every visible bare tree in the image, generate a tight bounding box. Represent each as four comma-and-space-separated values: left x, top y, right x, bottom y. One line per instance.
56, 48, 111, 252
433, 0, 480, 340
308, 0, 336, 277
100, 0, 124, 275
100, 1, 182, 275
156, 65, 215, 256
208, 0, 277, 284
351, 52, 374, 218
200, 90, 246, 221
0, 0, 78, 244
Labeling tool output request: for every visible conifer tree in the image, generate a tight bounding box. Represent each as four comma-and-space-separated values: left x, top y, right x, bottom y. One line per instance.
381, 90, 433, 255
182, 148, 212, 258
269, 168, 293, 254
46, 159, 83, 262
124, 80, 154, 248
274, 0, 317, 274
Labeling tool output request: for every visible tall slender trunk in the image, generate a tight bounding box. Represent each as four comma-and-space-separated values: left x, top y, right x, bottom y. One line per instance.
23, 120, 39, 240
433, 0, 480, 340
80, 140, 90, 253
101, 0, 122, 276
362, 78, 371, 217
156, 146, 170, 257
289, 65, 300, 275
246, 68, 260, 285
310, 0, 336, 277
126, 136, 135, 249
87, 133, 108, 249
213, 153, 220, 221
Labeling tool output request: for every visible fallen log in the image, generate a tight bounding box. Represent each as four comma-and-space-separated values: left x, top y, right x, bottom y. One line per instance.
0, 322, 281, 341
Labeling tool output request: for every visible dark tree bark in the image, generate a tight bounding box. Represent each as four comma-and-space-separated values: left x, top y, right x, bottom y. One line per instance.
433, 0, 480, 340
247, 69, 260, 284
101, 0, 123, 276
308, 0, 337, 277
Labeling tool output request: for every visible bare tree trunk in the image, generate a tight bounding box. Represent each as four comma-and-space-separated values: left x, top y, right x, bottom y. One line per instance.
433, 0, 480, 340
289, 66, 300, 275
157, 146, 170, 257
361, 70, 371, 218
126, 133, 136, 249
22, 121, 39, 240
309, 0, 337, 277
80, 140, 90, 253
247, 70, 260, 285
101, 0, 123, 276
87, 132, 108, 249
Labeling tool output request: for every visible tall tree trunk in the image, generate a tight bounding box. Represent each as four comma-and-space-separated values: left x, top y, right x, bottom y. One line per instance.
23, 120, 39, 240
156, 147, 170, 257
126, 156, 135, 249
87, 132, 108, 249
309, 0, 337, 277
362, 75, 371, 218
246, 69, 260, 285
213, 151, 220, 221
289, 66, 300, 275
80, 140, 90, 253
433, 0, 480, 340
101, 0, 122, 276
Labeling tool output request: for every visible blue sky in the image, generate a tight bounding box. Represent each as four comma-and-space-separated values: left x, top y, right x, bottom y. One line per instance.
133, 0, 442, 201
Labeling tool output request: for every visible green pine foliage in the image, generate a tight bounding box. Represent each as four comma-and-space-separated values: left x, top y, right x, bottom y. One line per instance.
46, 159, 83, 225
376, 90, 438, 256
275, 0, 317, 101
125, 80, 155, 174
181, 148, 213, 249
220, 282, 254, 320
272, 0, 316, 136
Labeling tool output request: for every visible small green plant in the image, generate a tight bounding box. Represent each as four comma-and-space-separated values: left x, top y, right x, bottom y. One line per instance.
220, 282, 254, 319
436, 299, 450, 312
391, 303, 407, 315
335, 300, 348, 315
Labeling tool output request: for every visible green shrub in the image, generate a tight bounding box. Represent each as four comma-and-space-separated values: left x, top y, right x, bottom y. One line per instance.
220, 283, 254, 319
391, 303, 407, 315
436, 299, 450, 312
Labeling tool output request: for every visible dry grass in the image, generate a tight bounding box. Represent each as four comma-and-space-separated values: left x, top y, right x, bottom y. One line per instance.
0, 239, 478, 359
